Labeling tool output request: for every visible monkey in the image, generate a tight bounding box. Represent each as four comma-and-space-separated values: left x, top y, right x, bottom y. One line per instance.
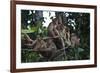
32, 37, 57, 60
63, 26, 71, 46
48, 18, 59, 37
57, 15, 71, 46
21, 33, 57, 60
47, 18, 63, 49
47, 16, 73, 60
48, 16, 71, 50
48, 17, 67, 48
41, 38, 57, 59
32, 37, 47, 52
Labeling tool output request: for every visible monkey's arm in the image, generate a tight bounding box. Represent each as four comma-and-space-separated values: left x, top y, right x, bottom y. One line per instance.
24, 33, 33, 42
24, 40, 37, 47
22, 33, 37, 47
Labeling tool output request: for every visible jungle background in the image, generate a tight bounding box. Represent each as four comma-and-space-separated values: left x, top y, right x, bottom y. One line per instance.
21, 10, 90, 63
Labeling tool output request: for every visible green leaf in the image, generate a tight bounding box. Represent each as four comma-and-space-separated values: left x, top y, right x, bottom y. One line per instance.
21, 27, 38, 33
78, 48, 84, 52
21, 29, 34, 33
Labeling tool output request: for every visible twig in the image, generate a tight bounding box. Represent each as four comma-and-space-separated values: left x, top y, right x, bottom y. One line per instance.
21, 49, 33, 51
48, 47, 68, 60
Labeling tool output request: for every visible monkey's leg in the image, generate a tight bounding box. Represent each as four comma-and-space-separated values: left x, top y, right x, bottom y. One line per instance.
60, 37, 67, 60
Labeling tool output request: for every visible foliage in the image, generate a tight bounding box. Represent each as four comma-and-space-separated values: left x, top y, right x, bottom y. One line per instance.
21, 10, 90, 62
21, 50, 40, 62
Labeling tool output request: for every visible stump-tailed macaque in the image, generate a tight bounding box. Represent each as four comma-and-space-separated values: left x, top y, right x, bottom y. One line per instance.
33, 38, 57, 59
48, 18, 59, 37
22, 33, 57, 59
63, 26, 71, 46
56, 22, 71, 46
48, 18, 62, 49
32, 37, 47, 52
48, 16, 71, 49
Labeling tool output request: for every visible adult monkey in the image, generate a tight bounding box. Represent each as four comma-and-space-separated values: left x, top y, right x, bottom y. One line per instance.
48, 18, 62, 49
57, 15, 71, 46
21, 33, 57, 60
48, 15, 72, 60
48, 15, 71, 49
32, 37, 57, 60
48, 18, 59, 38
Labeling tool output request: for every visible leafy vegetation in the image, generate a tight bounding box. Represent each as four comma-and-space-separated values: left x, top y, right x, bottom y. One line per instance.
21, 10, 90, 63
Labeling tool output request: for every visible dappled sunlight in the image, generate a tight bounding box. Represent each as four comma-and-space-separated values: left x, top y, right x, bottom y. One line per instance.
42, 11, 55, 27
